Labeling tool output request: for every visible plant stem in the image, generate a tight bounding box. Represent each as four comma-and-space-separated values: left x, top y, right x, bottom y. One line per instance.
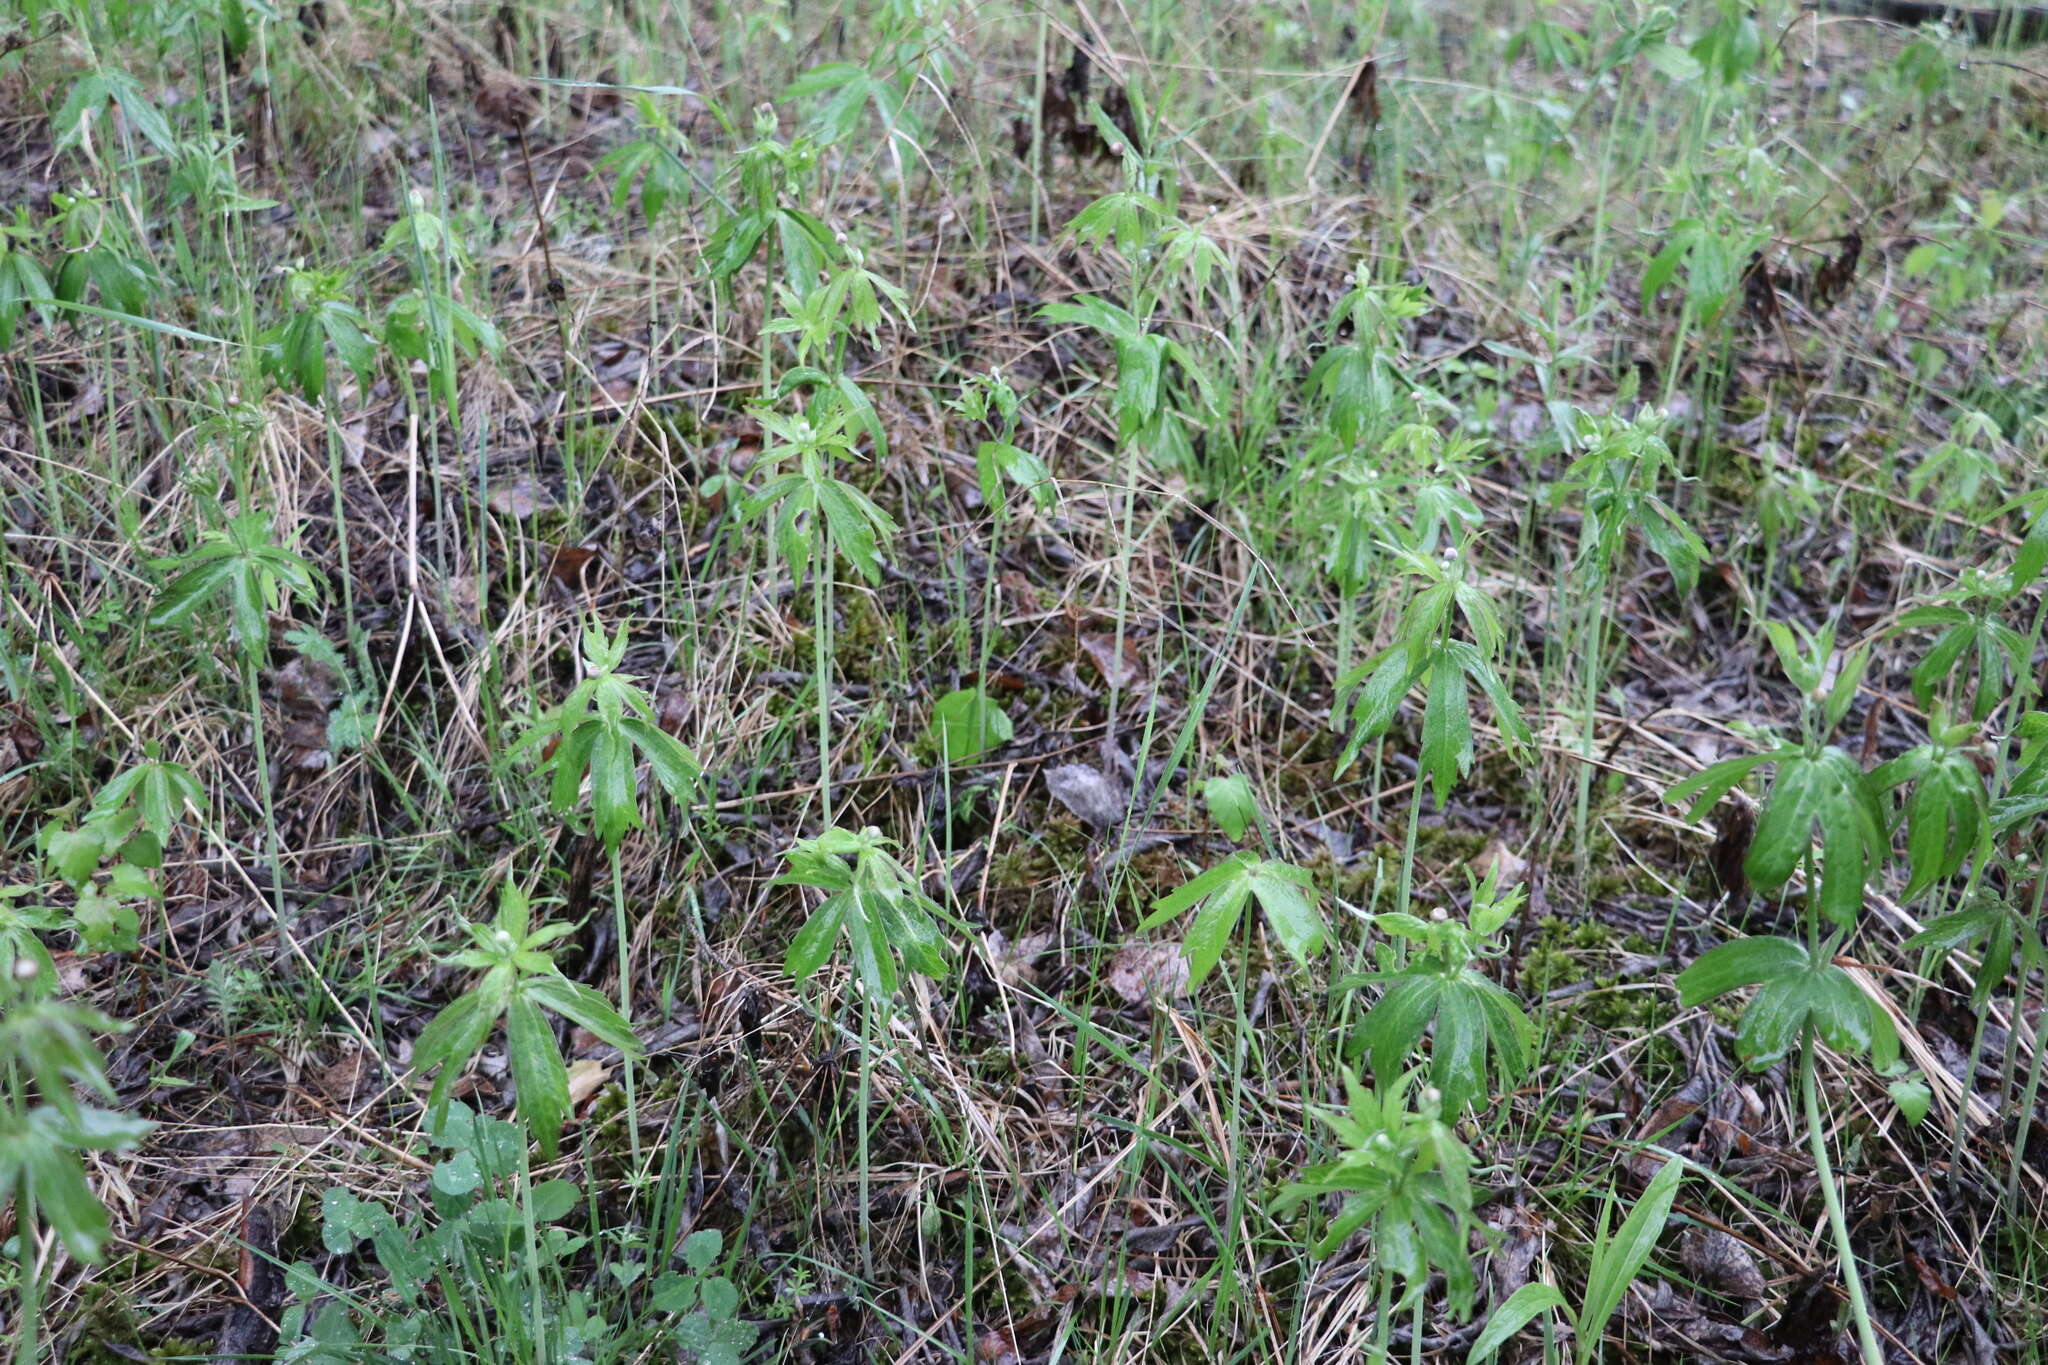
1801, 1029, 1884, 1365
857, 989, 874, 1281
1370, 1270, 1393, 1365
815, 526, 834, 824
17, 1184, 39, 1365
610, 843, 643, 1170
2006, 999, 2048, 1212
242, 656, 288, 929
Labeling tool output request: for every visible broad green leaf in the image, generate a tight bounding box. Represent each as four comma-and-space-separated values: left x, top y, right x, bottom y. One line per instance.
1420, 650, 1473, 806
522, 975, 642, 1056
1888, 1074, 1931, 1126
1182, 882, 1251, 985
506, 993, 569, 1157
1676, 936, 1808, 1005
928, 689, 1013, 764
1202, 773, 1260, 842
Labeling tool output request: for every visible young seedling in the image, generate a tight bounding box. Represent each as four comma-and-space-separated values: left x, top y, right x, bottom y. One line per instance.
0, 973, 154, 1365
1139, 851, 1326, 989
1306, 271, 1431, 450
599, 95, 704, 225
1274, 1069, 1483, 1359
741, 396, 898, 819
516, 620, 699, 1162
777, 824, 951, 1276
1669, 617, 1881, 931
1336, 537, 1532, 916
778, 825, 950, 1003
1668, 616, 1893, 1365
1891, 567, 2031, 724
1545, 405, 1704, 873
259, 267, 378, 404
1871, 710, 1991, 896
148, 512, 319, 928
409, 880, 642, 1158
1469, 1157, 1686, 1365
1341, 868, 1535, 1115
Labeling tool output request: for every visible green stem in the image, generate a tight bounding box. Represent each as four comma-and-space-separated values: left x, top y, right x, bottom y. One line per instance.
857, 989, 874, 1281
1801, 1029, 1885, 1365
2009, 1001, 2048, 1212
1395, 760, 1424, 919
243, 657, 288, 928
18, 1183, 38, 1365
1370, 1270, 1393, 1365
815, 528, 834, 824
610, 844, 643, 1170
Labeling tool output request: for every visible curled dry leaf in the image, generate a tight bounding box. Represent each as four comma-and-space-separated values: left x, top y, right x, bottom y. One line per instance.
1682, 1225, 1770, 1302
565, 1058, 610, 1109
1045, 763, 1128, 829
1105, 940, 1191, 1003
548, 544, 602, 589
486, 473, 554, 520
1079, 632, 1145, 690
987, 930, 1057, 988
274, 653, 342, 770
1471, 837, 1527, 884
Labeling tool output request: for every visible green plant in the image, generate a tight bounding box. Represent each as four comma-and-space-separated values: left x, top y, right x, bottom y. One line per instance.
647, 1229, 757, 1365
379, 189, 503, 419
1139, 851, 1325, 988
926, 689, 1011, 765
599, 95, 704, 224
779, 825, 949, 1003
300, 1101, 753, 1365
1470, 1157, 1685, 1365
1335, 535, 1532, 920
1669, 617, 1878, 929
1546, 405, 1703, 870
409, 879, 642, 1158
1341, 868, 1534, 1114
1306, 273, 1430, 450
148, 510, 319, 663
515, 620, 699, 1158
1274, 1069, 1483, 1358
27, 745, 200, 954
0, 973, 154, 1365
1870, 711, 1991, 895
702, 104, 833, 298
259, 267, 378, 403
1200, 772, 1260, 842
742, 393, 899, 820
518, 622, 702, 855
0, 210, 53, 348
148, 511, 319, 929
1668, 618, 1895, 1365
1039, 292, 1217, 468
1891, 568, 2031, 724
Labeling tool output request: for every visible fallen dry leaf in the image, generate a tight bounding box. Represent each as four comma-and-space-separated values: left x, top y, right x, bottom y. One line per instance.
1079, 632, 1145, 689
487, 474, 554, 519
566, 1059, 610, 1108
1105, 941, 1190, 1003
1045, 763, 1128, 829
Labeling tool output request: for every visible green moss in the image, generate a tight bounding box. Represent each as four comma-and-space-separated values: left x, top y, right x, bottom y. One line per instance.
63, 1282, 210, 1364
